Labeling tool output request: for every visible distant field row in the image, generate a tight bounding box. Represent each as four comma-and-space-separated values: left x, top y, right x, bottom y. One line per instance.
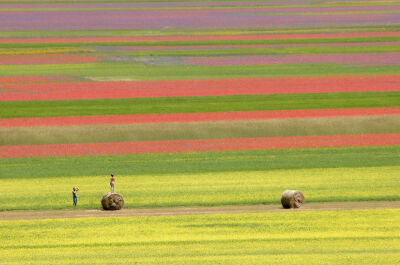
1, 92, 398, 118
4, 7, 400, 12
2, 36, 400, 48
1, 166, 399, 210
2, 45, 400, 58
2, 8, 400, 13
114, 45, 400, 56
0, 25, 399, 38
1, 32, 399, 43
4, 42, 400, 55
1, 115, 398, 145
0, 76, 400, 101
1, 146, 398, 179
2, 108, 399, 127
2, 134, 398, 158
3, 75, 398, 101
3, 2, 400, 11
1, 0, 399, 7
1, 2, 399, 31
1, 52, 400, 67
1, 63, 400, 80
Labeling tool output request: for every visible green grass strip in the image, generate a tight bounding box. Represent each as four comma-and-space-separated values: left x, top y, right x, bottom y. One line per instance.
1, 92, 399, 118
1, 209, 400, 264
2, 36, 400, 48
119, 45, 400, 57
0, 25, 399, 38
1, 146, 399, 179
1, 62, 400, 80
2, 44, 399, 57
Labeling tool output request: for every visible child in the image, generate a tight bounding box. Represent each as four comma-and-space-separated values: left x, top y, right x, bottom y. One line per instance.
72, 187, 79, 207
110, 174, 115, 193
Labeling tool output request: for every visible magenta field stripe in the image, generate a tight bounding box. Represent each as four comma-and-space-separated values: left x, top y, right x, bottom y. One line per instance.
2, 75, 399, 101
1, 108, 399, 128
1, 9, 399, 31
1, 32, 399, 44
1, 134, 398, 158
0, 4, 397, 10
0, 2, 312, 9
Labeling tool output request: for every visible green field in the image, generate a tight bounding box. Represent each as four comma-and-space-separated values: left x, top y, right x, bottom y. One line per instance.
2, 146, 399, 179
2, 92, 399, 118
3, 36, 400, 48
1, 209, 399, 264
118, 45, 400, 57
0, 25, 399, 38
1, 62, 400, 79
5, 42, 400, 55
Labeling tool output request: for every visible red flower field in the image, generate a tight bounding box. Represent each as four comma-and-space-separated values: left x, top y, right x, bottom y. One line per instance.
1, 134, 398, 158
2, 75, 399, 101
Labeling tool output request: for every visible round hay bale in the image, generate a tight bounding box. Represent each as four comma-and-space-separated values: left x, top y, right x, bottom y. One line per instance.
281, 190, 305, 209
101, 192, 124, 210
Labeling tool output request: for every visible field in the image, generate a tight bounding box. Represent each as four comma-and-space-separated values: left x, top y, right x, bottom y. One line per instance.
1, 209, 400, 264
2, 166, 400, 210
0, 0, 400, 264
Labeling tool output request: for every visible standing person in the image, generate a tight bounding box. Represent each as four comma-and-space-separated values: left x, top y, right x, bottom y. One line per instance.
72, 187, 79, 207
110, 174, 115, 193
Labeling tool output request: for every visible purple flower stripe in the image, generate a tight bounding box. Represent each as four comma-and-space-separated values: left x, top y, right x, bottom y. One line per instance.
0, 1, 313, 9
1, 8, 400, 31
261, 5, 400, 12
1, 5, 399, 12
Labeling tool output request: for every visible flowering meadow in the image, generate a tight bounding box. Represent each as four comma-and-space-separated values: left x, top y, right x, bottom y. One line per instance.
0, 0, 399, 264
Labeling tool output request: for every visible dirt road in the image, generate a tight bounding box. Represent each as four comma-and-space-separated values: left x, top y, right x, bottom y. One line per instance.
1, 201, 400, 221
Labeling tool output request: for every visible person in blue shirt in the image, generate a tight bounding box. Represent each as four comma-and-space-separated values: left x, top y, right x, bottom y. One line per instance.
72, 187, 79, 207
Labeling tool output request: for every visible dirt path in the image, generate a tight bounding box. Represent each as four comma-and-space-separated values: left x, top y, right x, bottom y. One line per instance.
1, 201, 400, 221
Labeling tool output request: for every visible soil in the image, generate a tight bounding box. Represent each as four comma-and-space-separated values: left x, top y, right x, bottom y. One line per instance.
1, 201, 400, 221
